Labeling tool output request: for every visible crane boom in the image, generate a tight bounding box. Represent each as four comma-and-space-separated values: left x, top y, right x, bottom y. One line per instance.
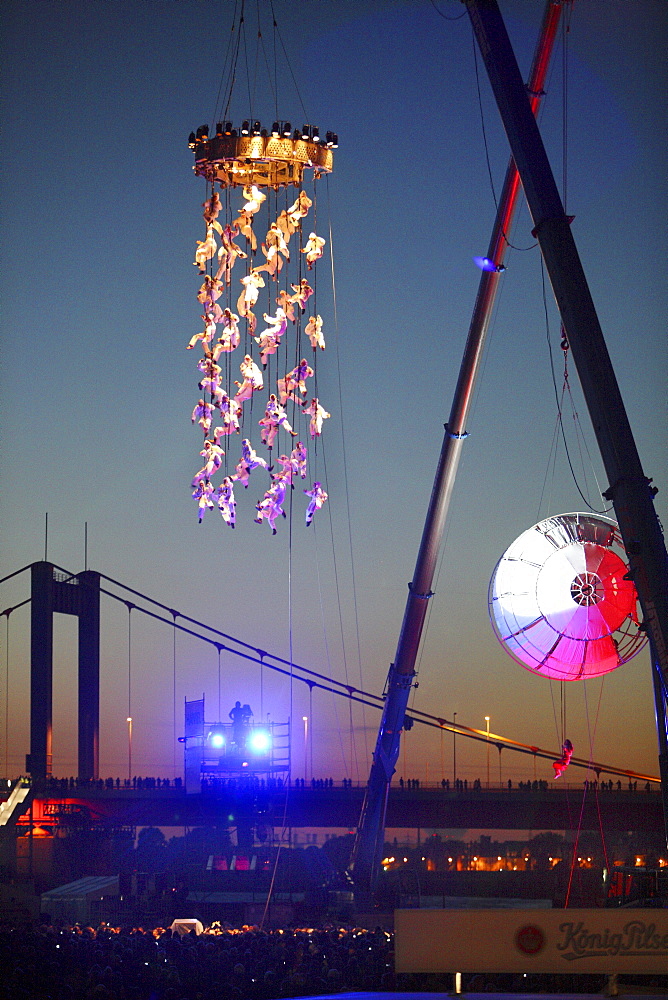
350, 0, 568, 892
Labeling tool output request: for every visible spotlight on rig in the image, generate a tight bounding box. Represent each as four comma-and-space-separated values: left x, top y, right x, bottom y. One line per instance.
207, 727, 226, 750
248, 729, 271, 754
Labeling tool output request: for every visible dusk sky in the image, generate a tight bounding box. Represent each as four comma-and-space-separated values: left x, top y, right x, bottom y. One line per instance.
1, 0, 666, 792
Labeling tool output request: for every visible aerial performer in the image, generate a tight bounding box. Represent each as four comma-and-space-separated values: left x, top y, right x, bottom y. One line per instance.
302, 232, 326, 269
304, 482, 328, 526
255, 479, 287, 535
211, 308, 241, 357
217, 224, 248, 285
234, 354, 264, 402
303, 397, 331, 438
275, 289, 297, 324
237, 269, 265, 333
194, 225, 218, 273
192, 479, 216, 522
215, 477, 237, 528
290, 441, 308, 480
289, 278, 314, 313
290, 189, 313, 222
305, 314, 325, 351
231, 438, 270, 489
552, 739, 574, 779
213, 393, 242, 436
187, 311, 217, 352
255, 307, 288, 366
258, 394, 298, 449
191, 438, 225, 486
202, 190, 223, 227
191, 398, 214, 435
277, 359, 314, 404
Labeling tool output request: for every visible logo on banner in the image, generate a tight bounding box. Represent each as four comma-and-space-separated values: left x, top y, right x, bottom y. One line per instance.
557, 920, 668, 961
515, 924, 545, 955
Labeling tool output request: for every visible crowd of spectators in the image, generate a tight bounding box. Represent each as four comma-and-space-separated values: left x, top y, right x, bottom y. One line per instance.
2, 920, 661, 1000
0, 921, 395, 1000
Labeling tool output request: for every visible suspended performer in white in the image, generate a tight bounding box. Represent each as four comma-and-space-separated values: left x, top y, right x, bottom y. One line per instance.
255, 308, 288, 367
194, 225, 217, 273
302, 232, 326, 270
290, 441, 308, 480
303, 397, 330, 438
254, 479, 287, 535
202, 190, 223, 227
258, 394, 298, 449
216, 224, 248, 286
191, 439, 225, 486
305, 314, 325, 351
192, 479, 215, 522
215, 477, 236, 528
275, 289, 297, 324
213, 394, 242, 436
304, 482, 328, 526
286, 190, 312, 230
191, 398, 214, 435
187, 312, 217, 352
234, 354, 264, 402
277, 359, 314, 405
231, 439, 270, 489
289, 278, 314, 313
237, 270, 265, 333
211, 309, 241, 358
197, 274, 224, 313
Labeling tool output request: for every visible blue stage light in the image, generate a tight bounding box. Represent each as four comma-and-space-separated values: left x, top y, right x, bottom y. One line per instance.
474, 256, 506, 273
249, 730, 271, 753
208, 729, 225, 749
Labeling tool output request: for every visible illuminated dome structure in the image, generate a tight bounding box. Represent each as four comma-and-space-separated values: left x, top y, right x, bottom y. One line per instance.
186, 9, 336, 534
489, 513, 647, 681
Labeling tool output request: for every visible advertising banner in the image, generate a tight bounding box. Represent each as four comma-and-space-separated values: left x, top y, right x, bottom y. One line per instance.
395, 908, 668, 975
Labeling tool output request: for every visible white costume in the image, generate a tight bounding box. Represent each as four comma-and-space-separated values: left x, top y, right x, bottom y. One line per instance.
194, 225, 217, 272
202, 191, 223, 226
275, 290, 297, 324
192, 480, 215, 522
305, 314, 325, 351
234, 354, 264, 402
187, 312, 217, 352
304, 481, 328, 526
255, 477, 287, 535
287, 190, 312, 228
215, 477, 236, 528
191, 439, 225, 486
277, 359, 314, 404
213, 394, 242, 435
237, 270, 265, 333
232, 439, 270, 489
255, 308, 288, 366
191, 399, 214, 435
289, 279, 314, 313
197, 274, 224, 311
302, 232, 325, 269
290, 441, 308, 480
303, 397, 330, 438
211, 308, 241, 358
258, 394, 298, 449
216, 224, 247, 286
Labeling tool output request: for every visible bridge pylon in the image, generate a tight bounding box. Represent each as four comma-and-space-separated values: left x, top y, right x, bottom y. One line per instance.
29, 561, 100, 781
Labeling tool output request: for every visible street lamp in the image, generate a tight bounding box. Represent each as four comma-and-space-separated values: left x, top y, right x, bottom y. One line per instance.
302, 716, 308, 783
127, 716, 133, 782
453, 712, 457, 785
485, 716, 490, 788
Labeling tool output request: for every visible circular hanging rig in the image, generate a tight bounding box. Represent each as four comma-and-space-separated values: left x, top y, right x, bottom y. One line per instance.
189, 122, 336, 189
185, 6, 337, 534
